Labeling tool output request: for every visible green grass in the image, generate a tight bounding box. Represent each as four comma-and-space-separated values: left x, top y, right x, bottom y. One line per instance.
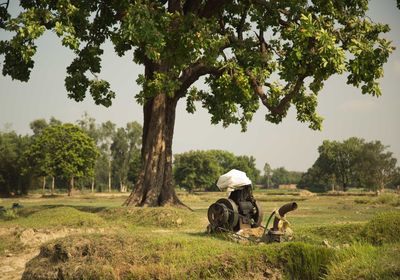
22, 232, 283, 279
325, 243, 400, 280
1, 192, 399, 279
2, 206, 107, 229
361, 211, 400, 245
279, 242, 334, 280
355, 193, 400, 207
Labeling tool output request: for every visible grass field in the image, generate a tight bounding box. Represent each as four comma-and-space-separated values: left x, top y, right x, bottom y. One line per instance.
1, 190, 399, 279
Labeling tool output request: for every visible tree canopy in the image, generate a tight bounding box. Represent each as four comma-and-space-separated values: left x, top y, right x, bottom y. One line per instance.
27, 123, 98, 195
0, 116, 144, 197
299, 138, 399, 192
0, 0, 395, 206
0, 130, 31, 196
0, 1, 393, 127
173, 150, 259, 192
111, 122, 142, 192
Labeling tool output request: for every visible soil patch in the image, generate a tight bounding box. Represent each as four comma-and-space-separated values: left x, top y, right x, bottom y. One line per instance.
0, 227, 106, 280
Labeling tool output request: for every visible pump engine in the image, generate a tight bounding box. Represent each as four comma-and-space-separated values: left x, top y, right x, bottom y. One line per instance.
207, 184, 263, 232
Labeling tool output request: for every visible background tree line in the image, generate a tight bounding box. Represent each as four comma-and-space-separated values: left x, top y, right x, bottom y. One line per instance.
1, 118, 399, 196
173, 150, 260, 192
173, 150, 305, 192
0, 114, 142, 197
299, 137, 400, 192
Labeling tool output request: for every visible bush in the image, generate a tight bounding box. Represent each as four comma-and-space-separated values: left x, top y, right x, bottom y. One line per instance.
361, 211, 400, 245
0, 208, 18, 220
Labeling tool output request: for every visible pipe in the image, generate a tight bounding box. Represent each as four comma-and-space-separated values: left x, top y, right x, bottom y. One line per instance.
272, 202, 298, 231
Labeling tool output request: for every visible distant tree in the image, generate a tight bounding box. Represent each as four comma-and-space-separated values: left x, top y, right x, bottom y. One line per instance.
173, 150, 260, 192
317, 138, 365, 191
356, 141, 398, 191
270, 167, 303, 186
301, 138, 398, 191
111, 122, 142, 192
207, 150, 260, 183
232, 155, 260, 184
29, 119, 48, 135
174, 150, 221, 192
262, 162, 273, 187
28, 124, 98, 196
76, 112, 100, 192
391, 168, 400, 189
28, 117, 63, 193
98, 121, 116, 192
77, 112, 99, 141
127, 150, 141, 189
0, 130, 31, 196
1, 1, 394, 206
208, 150, 237, 173
271, 167, 290, 186
298, 165, 334, 192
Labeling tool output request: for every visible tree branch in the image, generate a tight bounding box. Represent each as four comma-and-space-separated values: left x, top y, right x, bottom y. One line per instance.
168, 0, 182, 13
250, 0, 290, 27
237, 3, 250, 41
199, 0, 231, 18
183, 0, 201, 14
246, 69, 306, 116
175, 62, 223, 100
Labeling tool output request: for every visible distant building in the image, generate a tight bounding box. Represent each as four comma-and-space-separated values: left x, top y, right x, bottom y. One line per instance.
278, 184, 297, 190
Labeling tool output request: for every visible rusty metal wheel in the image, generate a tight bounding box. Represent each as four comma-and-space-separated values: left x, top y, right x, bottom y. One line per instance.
216, 198, 239, 230
208, 202, 229, 228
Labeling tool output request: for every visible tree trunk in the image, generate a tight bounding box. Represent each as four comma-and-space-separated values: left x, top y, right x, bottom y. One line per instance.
108, 159, 112, 192
91, 177, 95, 193
68, 177, 74, 196
51, 176, 55, 195
123, 92, 183, 207
42, 176, 46, 194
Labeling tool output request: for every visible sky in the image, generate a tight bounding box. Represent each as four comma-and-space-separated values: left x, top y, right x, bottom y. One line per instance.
1, 1, 399, 172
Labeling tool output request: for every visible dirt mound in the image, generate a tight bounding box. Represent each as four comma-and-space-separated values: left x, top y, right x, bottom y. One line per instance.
18, 227, 102, 246
23, 206, 106, 228
0, 227, 108, 280
299, 190, 316, 197
237, 227, 265, 239
22, 233, 283, 280
22, 234, 158, 280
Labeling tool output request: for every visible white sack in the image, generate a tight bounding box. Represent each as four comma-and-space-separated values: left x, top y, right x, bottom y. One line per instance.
216, 169, 252, 192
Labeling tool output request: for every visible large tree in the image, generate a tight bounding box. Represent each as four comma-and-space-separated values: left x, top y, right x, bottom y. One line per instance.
0, 1, 394, 206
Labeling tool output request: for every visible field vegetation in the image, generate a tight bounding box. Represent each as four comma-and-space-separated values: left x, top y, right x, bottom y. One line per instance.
1, 190, 399, 279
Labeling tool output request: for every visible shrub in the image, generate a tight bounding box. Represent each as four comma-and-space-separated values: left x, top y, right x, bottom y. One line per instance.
361, 211, 400, 245
0, 208, 18, 220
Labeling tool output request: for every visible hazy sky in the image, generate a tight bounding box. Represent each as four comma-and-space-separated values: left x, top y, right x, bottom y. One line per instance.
1, 1, 399, 172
